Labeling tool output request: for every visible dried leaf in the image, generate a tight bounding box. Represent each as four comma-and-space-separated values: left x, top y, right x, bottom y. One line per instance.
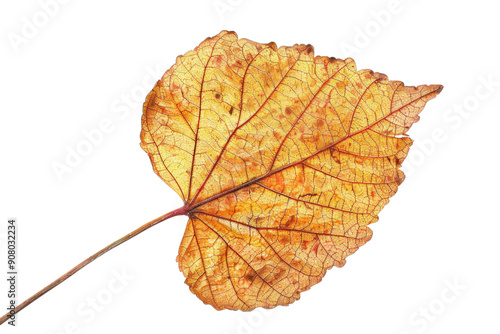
140, 30, 442, 310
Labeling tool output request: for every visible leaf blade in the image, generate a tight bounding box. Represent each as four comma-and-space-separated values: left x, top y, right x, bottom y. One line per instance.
141, 30, 442, 310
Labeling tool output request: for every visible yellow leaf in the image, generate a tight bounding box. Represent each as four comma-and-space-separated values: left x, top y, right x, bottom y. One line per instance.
140, 30, 442, 310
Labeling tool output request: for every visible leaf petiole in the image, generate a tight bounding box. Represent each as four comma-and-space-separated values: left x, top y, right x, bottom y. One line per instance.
0, 205, 188, 325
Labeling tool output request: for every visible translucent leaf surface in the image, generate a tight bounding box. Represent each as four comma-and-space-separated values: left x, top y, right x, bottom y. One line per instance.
140, 30, 442, 310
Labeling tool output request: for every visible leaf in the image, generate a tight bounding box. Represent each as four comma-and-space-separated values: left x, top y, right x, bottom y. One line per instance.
140, 30, 442, 311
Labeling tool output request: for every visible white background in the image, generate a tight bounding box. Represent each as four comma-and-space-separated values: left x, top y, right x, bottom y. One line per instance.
1, 0, 499, 333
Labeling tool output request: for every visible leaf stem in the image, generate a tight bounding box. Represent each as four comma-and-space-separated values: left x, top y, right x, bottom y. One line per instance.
0, 205, 188, 326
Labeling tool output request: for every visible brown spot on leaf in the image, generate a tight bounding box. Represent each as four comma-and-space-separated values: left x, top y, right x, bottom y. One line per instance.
312, 243, 319, 256
266, 266, 287, 285
305, 44, 314, 55
214, 55, 223, 66
244, 271, 257, 282
283, 215, 296, 228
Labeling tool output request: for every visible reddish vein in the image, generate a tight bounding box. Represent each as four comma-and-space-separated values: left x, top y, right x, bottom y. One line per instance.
187, 87, 441, 212
189, 45, 301, 206
187, 34, 227, 201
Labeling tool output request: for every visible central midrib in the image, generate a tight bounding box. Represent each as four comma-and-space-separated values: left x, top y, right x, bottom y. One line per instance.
186, 87, 438, 213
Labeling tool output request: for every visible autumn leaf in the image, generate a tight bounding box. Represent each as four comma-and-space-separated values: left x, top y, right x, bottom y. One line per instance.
0, 30, 443, 326
139, 30, 442, 311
